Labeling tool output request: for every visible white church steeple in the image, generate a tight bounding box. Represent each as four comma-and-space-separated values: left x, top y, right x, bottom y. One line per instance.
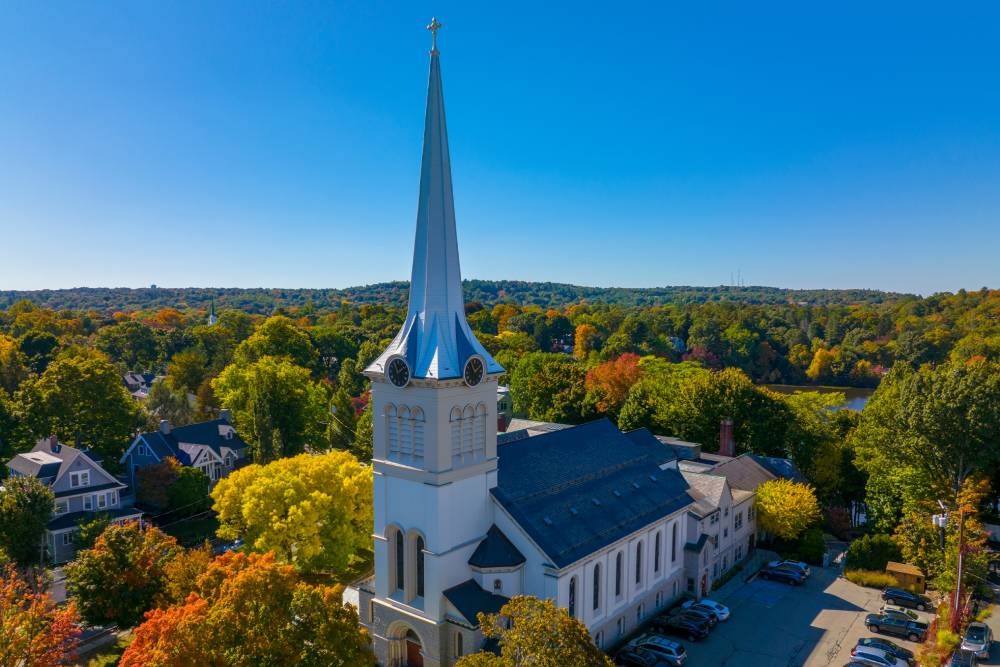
366, 20, 502, 382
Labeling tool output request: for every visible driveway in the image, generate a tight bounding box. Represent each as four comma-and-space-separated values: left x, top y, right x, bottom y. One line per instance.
680, 566, 937, 666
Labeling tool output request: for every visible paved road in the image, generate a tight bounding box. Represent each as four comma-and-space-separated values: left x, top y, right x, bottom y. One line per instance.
681, 566, 931, 666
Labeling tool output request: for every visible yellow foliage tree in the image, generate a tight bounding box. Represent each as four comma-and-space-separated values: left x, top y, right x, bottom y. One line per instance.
457, 595, 613, 667
755, 478, 821, 540
211, 451, 372, 575
574, 324, 601, 360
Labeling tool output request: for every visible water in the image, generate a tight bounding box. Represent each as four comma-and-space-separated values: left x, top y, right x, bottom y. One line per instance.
763, 384, 875, 411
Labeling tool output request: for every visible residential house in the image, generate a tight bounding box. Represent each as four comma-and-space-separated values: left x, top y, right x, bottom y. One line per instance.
5, 436, 142, 563
119, 410, 248, 490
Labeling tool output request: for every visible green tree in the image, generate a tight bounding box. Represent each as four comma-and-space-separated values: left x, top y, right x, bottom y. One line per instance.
95, 320, 160, 370
352, 402, 373, 462
0, 476, 54, 566
845, 534, 902, 571
213, 356, 328, 462
457, 595, 612, 667
16, 348, 138, 466
166, 348, 209, 394
233, 316, 318, 370
66, 522, 182, 628
328, 388, 357, 451
75, 513, 111, 551
145, 379, 196, 428
167, 467, 211, 517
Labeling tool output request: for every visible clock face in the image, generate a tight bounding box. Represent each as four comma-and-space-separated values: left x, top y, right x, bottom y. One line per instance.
464, 356, 485, 386
387, 358, 410, 387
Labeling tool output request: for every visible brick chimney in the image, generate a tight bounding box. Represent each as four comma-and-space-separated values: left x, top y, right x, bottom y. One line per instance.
159, 419, 172, 435
719, 418, 735, 458
48, 435, 60, 453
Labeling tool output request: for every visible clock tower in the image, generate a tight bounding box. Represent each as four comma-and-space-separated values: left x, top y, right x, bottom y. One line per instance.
362, 19, 503, 666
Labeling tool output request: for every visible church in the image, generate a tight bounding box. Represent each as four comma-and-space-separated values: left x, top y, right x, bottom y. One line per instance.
345, 20, 793, 667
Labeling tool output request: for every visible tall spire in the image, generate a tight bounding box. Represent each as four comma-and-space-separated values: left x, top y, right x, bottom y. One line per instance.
367, 21, 502, 381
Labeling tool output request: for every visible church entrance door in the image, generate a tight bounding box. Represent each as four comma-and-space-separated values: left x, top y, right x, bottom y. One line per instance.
404, 629, 423, 667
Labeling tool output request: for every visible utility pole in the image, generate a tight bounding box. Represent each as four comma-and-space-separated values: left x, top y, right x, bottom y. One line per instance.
954, 506, 966, 630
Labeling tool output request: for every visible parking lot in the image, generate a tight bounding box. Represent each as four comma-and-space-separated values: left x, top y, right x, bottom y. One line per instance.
668, 565, 1000, 666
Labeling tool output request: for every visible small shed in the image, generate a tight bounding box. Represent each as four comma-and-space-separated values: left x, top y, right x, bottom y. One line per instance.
886, 561, 925, 593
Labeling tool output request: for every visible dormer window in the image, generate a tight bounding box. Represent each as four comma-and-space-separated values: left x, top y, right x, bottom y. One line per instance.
70, 471, 90, 488
493, 579, 502, 593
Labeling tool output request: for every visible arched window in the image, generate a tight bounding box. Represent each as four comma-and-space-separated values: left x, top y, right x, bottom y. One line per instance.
454, 632, 463, 658
671, 522, 678, 563
616, 617, 624, 638
385, 404, 399, 457
450, 407, 462, 461
474, 403, 488, 459
394, 529, 405, 593
568, 577, 577, 618
398, 406, 411, 457
595, 632, 603, 649
461, 405, 475, 459
615, 552, 623, 598
635, 542, 643, 584
654, 531, 661, 573
592, 564, 601, 611
416, 535, 425, 598
411, 407, 425, 461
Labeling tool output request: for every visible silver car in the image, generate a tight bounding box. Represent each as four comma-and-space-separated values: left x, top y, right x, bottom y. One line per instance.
960, 622, 992, 659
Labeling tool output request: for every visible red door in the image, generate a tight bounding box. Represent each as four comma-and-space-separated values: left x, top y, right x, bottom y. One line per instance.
406, 640, 423, 667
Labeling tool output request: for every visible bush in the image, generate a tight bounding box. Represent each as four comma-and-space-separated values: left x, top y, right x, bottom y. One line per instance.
796, 528, 826, 566
845, 569, 899, 589
845, 534, 901, 571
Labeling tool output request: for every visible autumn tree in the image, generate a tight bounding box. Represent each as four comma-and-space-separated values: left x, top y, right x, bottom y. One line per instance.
573, 323, 602, 360
457, 595, 612, 667
166, 348, 209, 394
211, 451, 373, 575
0, 335, 30, 395
122, 551, 374, 667
0, 565, 81, 667
212, 355, 328, 462
0, 476, 54, 566
16, 348, 138, 465
755, 478, 821, 540
159, 542, 214, 607
66, 522, 181, 628
584, 352, 642, 416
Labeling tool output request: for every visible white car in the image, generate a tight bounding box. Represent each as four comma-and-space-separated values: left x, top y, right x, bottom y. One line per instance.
680, 597, 730, 621
850, 645, 909, 667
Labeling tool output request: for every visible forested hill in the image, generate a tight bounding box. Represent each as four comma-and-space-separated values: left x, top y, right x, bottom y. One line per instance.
0, 281, 910, 314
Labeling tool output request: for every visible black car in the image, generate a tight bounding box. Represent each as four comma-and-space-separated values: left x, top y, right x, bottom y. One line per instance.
881, 588, 931, 612
864, 613, 928, 643
948, 650, 978, 667
649, 614, 710, 641
856, 637, 915, 665
668, 607, 718, 626
759, 564, 806, 585
616, 647, 682, 667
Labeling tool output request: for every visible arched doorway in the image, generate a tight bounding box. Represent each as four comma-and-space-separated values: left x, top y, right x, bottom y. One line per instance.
404, 629, 423, 667
387, 622, 424, 667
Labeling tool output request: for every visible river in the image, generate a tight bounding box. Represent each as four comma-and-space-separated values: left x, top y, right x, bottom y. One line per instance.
763, 384, 875, 411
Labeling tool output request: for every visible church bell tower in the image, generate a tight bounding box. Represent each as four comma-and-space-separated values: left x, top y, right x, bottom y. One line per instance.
362, 19, 503, 662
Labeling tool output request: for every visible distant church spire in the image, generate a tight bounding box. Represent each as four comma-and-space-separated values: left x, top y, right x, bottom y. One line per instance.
207, 300, 217, 326
367, 20, 501, 381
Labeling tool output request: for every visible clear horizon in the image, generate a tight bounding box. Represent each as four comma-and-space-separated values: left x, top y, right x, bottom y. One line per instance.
2, 3, 998, 294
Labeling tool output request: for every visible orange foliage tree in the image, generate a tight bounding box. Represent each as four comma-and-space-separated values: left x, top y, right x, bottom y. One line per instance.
0, 564, 81, 667
122, 551, 374, 667
585, 352, 642, 415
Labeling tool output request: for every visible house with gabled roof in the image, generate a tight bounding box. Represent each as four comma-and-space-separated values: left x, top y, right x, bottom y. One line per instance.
5, 436, 143, 563
119, 409, 249, 490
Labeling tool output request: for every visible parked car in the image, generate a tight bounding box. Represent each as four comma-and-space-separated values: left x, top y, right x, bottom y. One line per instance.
960, 622, 992, 659
759, 564, 806, 585
881, 588, 931, 612
616, 646, 684, 667
864, 613, 928, 642
855, 637, 915, 665
669, 606, 718, 626
681, 597, 730, 621
769, 559, 812, 577
849, 645, 909, 667
879, 604, 920, 621
625, 634, 687, 666
948, 650, 978, 667
648, 614, 710, 642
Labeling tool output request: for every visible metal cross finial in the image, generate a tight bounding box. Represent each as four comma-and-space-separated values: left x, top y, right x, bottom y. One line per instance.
427, 17, 443, 53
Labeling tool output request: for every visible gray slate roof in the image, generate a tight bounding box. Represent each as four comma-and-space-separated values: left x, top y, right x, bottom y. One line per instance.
492, 419, 694, 569
750, 454, 807, 484
469, 525, 525, 569
137, 418, 248, 466
442, 579, 509, 625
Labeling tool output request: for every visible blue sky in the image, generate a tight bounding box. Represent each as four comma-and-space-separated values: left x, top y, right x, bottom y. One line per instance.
1, 2, 998, 294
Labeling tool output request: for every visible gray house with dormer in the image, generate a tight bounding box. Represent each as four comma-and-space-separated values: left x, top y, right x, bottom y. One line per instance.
5, 436, 143, 563
119, 410, 249, 491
